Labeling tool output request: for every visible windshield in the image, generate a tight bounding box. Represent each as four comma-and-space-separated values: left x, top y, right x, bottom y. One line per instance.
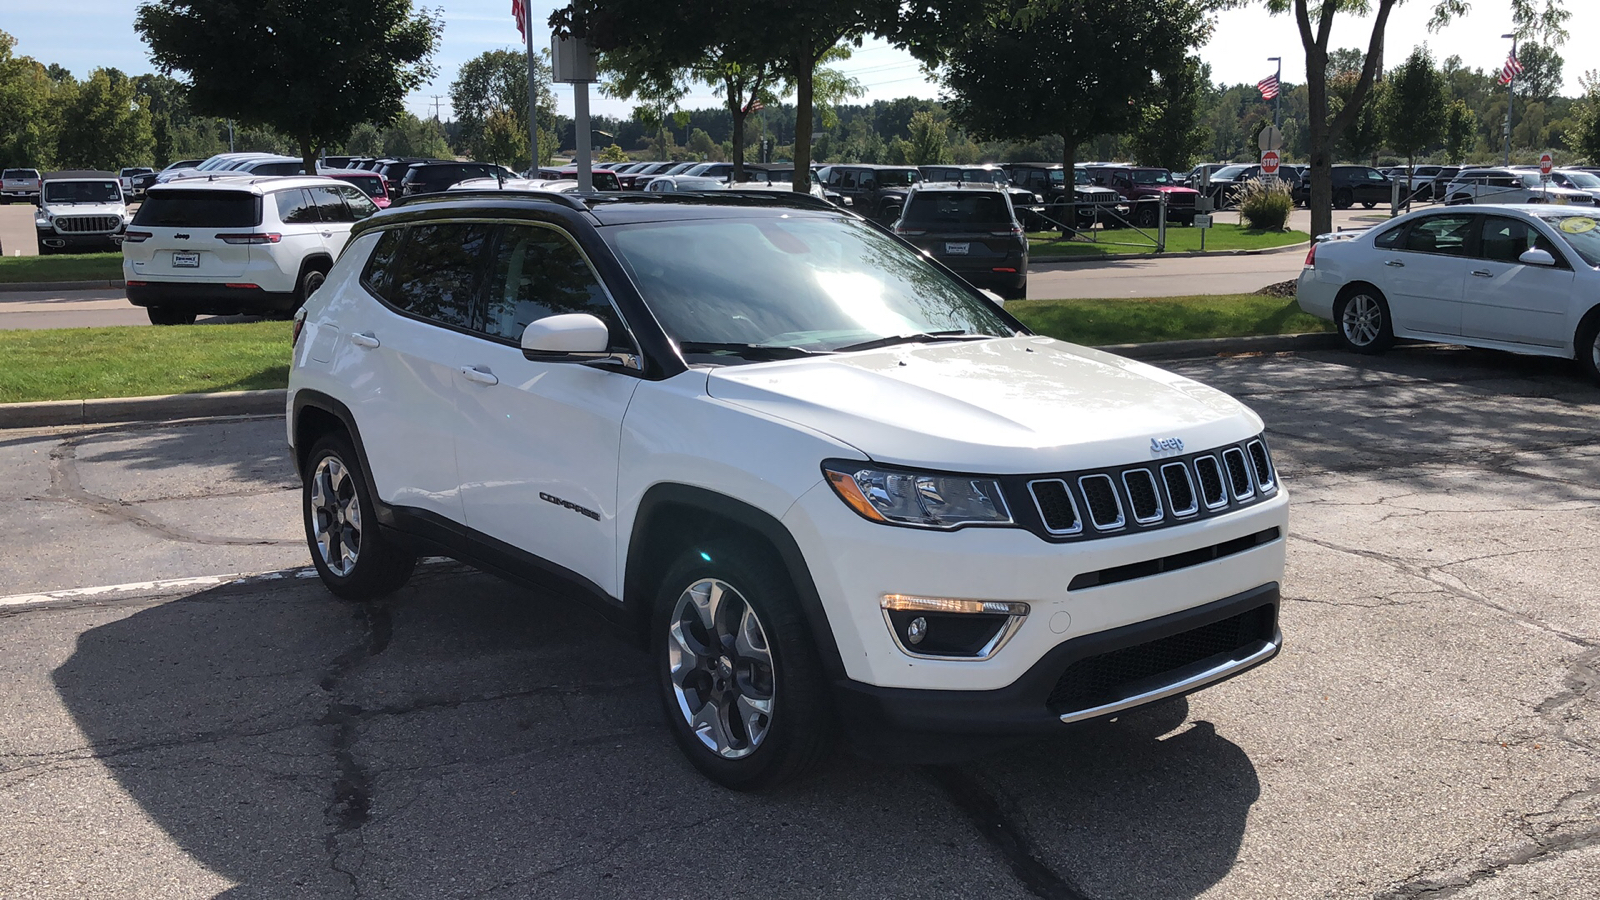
1132, 170, 1173, 185
603, 215, 1013, 356
1542, 214, 1600, 267
961, 168, 1009, 184
1213, 165, 1250, 180
44, 181, 120, 203
1562, 171, 1600, 188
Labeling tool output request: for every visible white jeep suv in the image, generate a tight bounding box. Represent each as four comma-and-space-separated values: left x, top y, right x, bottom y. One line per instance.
287, 189, 1288, 788
124, 176, 378, 325
34, 170, 129, 253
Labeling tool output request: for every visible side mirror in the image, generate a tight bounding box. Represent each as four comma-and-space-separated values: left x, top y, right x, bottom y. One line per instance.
521, 314, 643, 370
1519, 248, 1557, 267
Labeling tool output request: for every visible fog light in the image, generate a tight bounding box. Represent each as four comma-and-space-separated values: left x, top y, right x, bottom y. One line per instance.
907, 616, 928, 645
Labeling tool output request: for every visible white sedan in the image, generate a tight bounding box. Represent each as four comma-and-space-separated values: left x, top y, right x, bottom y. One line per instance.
1297, 204, 1600, 383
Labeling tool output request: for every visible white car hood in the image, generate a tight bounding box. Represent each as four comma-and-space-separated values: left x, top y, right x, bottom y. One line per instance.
42, 201, 124, 216
706, 336, 1262, 473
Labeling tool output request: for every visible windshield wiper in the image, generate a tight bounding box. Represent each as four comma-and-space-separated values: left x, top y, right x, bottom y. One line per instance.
833, 331, 987, 353
677, 341, 824, 361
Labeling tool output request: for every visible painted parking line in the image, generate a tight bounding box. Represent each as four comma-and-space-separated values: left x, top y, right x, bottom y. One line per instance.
0, 558, 453, 609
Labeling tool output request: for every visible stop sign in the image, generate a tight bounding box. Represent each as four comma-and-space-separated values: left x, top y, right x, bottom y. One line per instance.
1540, 152, 1554, 175
1261, 150, 1281, 175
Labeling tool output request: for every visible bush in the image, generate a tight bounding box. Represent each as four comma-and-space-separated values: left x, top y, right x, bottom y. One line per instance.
1237, 178, 1293, 231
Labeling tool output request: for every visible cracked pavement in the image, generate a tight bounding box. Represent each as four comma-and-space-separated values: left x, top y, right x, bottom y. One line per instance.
1, 344, 1597, 898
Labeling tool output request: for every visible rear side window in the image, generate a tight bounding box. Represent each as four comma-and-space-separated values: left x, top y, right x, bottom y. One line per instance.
901, 192, 1013, 228
481, 224, 624, 345
1372, 224, 1405, 249
310, 185, 353, 223
1403, 215, 1474, 256
384, 222, 490, 329
333, 184, 377, 220
134, 191, 261, 227
275, 189, 319, 225
361, 229, 404, 296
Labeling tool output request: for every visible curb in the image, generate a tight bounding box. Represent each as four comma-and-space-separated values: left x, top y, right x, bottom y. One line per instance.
1031, 241, 1309, 264
0, 389, 284, 429
0, 334, 1342, 429
0, 279, 126, 293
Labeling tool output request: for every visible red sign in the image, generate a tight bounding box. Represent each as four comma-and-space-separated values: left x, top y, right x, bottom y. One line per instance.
1539, 152, 1554, 175
1261, 150, 1281, 175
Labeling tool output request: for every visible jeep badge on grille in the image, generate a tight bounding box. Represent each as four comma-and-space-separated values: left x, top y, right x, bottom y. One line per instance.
1151, 437, 1184, 454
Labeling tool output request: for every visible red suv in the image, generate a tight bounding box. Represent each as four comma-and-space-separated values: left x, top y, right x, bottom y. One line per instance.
1090, 167, 1201, 227
321, 169, 391, 208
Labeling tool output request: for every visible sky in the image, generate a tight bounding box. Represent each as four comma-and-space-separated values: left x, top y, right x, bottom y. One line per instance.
6, 1, 1597, 124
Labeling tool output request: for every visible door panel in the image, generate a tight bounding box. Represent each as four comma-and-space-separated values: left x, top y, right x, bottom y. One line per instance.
1461, 216, 1576, 347
1380, 215, 1473, 336
454, 223, 641, 596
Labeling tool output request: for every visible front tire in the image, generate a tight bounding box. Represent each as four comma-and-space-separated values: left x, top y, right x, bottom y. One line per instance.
1334, 286, 1395, 355
1334, 189, 1354, 210
303, 433, 415, 601
653, 541, 834, 790
1361, 200, 1377, 209
1576, 316, 1600, 385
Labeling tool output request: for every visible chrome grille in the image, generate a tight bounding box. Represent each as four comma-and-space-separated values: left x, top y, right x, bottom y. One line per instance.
1121, 469, 1163, 523
56, 215, 121, 234
1029, 479, 1081, 535
1022, 436, 1278, 541
1194, 456, 1227, 509
1223, 448, 1254, 499
1078, 475, 1124, 531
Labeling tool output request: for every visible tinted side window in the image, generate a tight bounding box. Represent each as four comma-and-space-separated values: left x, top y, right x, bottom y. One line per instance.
333, 183, 377, 220
1403, 215, 1474, 256
385, 222, 490, 329
361, 228, 404, 297
482, 225, 625, 347
311, 186, 353, 223
1372, 224, 1405, 250
1479, 216, 1564, 264
275, 189, 319, 225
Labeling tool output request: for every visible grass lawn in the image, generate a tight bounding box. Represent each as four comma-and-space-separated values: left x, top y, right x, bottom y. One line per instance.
1029, 224, 1307, 257
1008, 294, 1331, 346
0, 321, 291, 403
0, 252, 124, 284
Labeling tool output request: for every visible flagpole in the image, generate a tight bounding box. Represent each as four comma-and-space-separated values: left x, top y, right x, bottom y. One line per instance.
1503, 33, 1516, 167
525, 1, 539, 173
1269, 57, 1282, 131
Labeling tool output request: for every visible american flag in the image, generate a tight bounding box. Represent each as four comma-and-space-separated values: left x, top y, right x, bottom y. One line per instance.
1498, 52, 1524, 86
1258, 73, 1280, 101
512, 0, 527, 41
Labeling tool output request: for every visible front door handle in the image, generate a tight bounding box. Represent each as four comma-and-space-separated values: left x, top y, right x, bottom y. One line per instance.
459, 366, 499, 386
1470, 269, 1492, 277
350, 332, 380, 349
1384, 260, 1405, 268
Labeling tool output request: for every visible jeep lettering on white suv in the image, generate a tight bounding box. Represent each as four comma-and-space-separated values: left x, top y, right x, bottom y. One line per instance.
35, 171, 129, 253
123, 176, 378, 325
287, 188, 1288, 789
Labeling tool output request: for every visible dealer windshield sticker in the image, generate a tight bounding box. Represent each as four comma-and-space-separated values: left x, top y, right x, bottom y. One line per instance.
1558, 217, 1597, 235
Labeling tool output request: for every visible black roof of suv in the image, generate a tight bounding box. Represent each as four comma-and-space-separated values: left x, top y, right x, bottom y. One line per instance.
400, 162, 508, 196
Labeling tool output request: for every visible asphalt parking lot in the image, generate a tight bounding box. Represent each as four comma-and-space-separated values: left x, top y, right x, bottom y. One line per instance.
2, 344, 1597, 899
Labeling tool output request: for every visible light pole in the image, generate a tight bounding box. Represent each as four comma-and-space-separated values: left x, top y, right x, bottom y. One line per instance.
1502, 33, 1516, 167
1267, 56, 1282, 131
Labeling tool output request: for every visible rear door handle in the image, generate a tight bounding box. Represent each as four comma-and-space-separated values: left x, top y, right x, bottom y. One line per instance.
1471, 270, 1492, 277
1384, 260, 1405, 267
350, 332, 380, 349
459, 366, 499, 386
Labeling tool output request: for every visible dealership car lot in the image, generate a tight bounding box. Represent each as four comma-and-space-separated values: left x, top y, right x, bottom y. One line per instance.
2, 344, 1596, 898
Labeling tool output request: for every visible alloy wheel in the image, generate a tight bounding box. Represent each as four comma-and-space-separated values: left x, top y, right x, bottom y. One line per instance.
1342, 294, 1383, 347
665, 578, 776, 760
310, 456, 362, 576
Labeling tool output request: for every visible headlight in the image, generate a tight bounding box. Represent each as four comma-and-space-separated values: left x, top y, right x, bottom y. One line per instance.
35, 211, 50, 226
823, 461, 1012, 529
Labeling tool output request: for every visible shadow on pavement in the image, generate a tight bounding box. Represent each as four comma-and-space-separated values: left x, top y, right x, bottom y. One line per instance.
53, 566, 1259, 898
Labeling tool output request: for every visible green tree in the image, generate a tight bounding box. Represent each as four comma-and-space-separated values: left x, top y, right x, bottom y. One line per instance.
905, 110, 949, 165
597, 143, 628, 162
0, 30, 61, 169
942, 0, 1208, 199
480, 108, 530, 170
381, 112, 452, 159
1130, 55, 1211, 171
1381, 47, 1447, 171
1566, 72, 1600, 163
449, 49, 557, 164
1443, 99, 1477, 163
56, 69, 155, 169
136, 0, 443, 176
1515, 42, 1563, 102
686, 127, 719, 160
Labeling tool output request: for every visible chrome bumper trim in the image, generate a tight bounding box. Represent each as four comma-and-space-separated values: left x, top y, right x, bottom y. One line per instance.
1056, 637, 1280, 724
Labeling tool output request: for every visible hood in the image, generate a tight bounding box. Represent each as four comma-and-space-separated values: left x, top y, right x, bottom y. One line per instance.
1150, 185, 1200, 195
706, 337, 1261, 474
42, 201, 124, 215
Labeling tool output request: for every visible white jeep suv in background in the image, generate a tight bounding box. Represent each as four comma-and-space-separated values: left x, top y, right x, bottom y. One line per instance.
287, 188, 1288, 789
34, 171, 130, 253
123, 175, 378, 325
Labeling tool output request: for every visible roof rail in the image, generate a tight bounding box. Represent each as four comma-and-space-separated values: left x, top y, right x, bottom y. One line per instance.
393, 187, 838, 215
394, 188, 591, 213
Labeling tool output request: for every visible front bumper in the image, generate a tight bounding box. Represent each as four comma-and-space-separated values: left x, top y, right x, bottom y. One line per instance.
834, 582, 1280, 741
37, 229, 120, 250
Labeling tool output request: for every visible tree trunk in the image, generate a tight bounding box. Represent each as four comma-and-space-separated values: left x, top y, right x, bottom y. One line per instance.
1305, 46, 1333, 238
1059, 132, 1079, 233
792, 47, 813, 194
731, 101, 747, 182
298, 134, 318, 181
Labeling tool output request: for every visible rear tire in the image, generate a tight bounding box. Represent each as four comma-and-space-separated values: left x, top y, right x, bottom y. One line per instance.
303, 433, 416, 601
1134, 206, 1158, 229
652, 539, 834, 790
1334, 286, 1395, 355
147, 306, 198, 326
1361, 200, 1377, 209
1334, 189, 1354, 210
